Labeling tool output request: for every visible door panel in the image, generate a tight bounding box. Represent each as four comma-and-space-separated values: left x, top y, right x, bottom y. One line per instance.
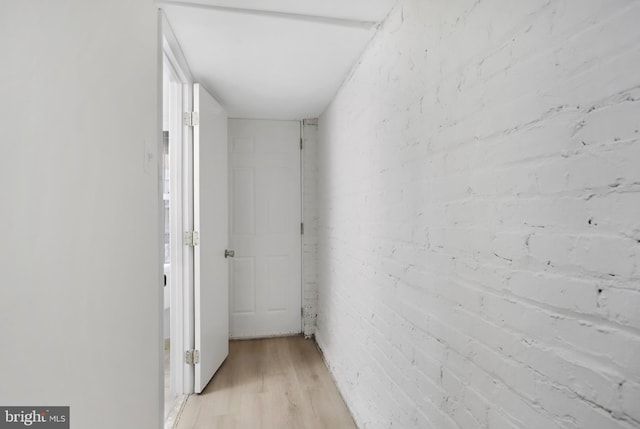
233, 257, 255, 313
265, 256, 288, 311
193, 83, 228, 393
229, 119, 301, 338
232, 168, 255, 234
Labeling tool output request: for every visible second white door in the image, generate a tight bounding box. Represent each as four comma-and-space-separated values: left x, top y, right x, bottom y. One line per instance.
228, 119, 301, 338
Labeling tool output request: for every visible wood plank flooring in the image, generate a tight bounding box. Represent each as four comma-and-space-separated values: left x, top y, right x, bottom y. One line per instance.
175, 336, 357, 429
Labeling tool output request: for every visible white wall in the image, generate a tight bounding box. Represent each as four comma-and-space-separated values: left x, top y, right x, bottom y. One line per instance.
0, 2, 162, 428
302, 119, 319, 337
315, 1, 640, 428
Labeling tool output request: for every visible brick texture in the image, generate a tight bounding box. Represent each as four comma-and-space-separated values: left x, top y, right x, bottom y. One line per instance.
314, 1, 640, 428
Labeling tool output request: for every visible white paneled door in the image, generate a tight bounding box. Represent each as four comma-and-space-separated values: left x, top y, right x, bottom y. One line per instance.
228, 119, 301, 338
193, 84, 229, 393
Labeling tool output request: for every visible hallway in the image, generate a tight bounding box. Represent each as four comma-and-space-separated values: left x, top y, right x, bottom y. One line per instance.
4, 1, 640, 428
175, 336, 356, 429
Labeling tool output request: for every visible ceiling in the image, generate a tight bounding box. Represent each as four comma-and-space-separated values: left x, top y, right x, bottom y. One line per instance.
158, 0, 397, 119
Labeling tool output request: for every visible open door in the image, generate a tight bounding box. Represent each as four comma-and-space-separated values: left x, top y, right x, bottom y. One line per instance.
193, 83, 229, 393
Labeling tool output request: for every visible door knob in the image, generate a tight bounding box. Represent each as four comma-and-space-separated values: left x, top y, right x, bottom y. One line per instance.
225, 249, 235, 258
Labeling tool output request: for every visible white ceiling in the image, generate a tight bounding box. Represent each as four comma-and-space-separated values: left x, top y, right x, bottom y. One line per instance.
159, 0, 396, 119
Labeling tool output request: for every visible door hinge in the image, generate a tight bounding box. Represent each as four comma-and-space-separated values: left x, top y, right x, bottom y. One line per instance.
185, 349, 200, 365
300, 222, 304, 235
184, 230, 199, 247
183, 111, 199, 127
300, 137, 303, 150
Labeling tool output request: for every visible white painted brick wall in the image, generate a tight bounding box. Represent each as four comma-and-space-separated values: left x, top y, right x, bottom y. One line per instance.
314, 1, 640, 428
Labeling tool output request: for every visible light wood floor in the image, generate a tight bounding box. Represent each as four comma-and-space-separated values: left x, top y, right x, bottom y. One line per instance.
175, 336, 357, 429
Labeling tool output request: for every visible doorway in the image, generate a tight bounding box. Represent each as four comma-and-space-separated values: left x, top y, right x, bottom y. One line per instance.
161, 8, 231, 411
161, 19, 196, 425
228, 119, 302, 338
162, 13, 232, 411
162, 51, 187, 425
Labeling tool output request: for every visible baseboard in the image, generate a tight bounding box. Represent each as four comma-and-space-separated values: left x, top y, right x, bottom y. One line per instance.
229, 332, 303, 341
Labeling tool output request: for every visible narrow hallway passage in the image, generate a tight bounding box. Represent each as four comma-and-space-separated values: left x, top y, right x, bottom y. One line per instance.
175, 336, 356, 428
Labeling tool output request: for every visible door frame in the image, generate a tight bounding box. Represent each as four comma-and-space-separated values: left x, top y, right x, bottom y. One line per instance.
161, 10, 195, 395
